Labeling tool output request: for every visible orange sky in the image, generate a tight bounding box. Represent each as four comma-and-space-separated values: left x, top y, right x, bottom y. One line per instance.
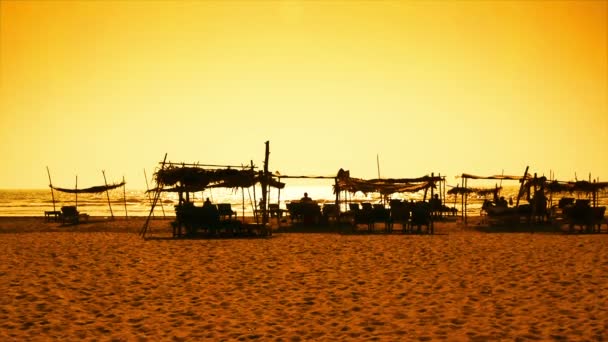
1, 0, 607, 189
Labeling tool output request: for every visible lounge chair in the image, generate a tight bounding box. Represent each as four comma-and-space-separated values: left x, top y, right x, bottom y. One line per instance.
60, 206, 80, 225
269, 203, 285, 218
217, 203, 236, 221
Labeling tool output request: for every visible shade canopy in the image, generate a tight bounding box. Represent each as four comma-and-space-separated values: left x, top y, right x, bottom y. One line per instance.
335, 169, 442, 195
153, 166, 285, 192
51, 181, 126, 194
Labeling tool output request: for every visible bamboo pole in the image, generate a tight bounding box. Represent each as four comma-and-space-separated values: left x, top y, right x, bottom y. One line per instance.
251, 161, 258, 224
75, 175, 78, 209
262, 141, 270, 227
277, 176, 282, 229
46, 167, 57, 213
241, 187, 246, 222
464, 177, 468, 225
141, 153, 168, 237
146, 168, 165, 217
122, 176, 128, 219
102, 170, 114, 219
515, 166, 529, 208
144, 169, 155, 218
461, 177, 464, 222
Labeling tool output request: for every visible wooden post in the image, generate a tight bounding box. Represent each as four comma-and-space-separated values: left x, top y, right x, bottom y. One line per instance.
430, 173, 434, 200
463, 178, 469, 225
515, 166, 529, 208
46, 167, 57, 212
334, 177, 340, 212
145, 168, 165, 217
122, 176, 128, 219
453, 185, 458, 213
75, 175, 78, 209
141, 153, 168, 238
251, 161, 258, 224
461, 176, 465, 222
277, 176, 282, 228
241, 187, 246, 222
102, 170, 114, 219
144, 169, 155, 218
262, 141, 270, 227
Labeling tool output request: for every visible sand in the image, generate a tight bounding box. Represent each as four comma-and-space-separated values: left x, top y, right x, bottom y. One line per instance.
1, 217, 607, 341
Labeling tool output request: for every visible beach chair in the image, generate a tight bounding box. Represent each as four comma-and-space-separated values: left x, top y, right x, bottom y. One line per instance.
269, 203, 284, 218
389, 200, 410, 233
217, 203, 236, 221
322, 204, 340, 224
410, 202, 433, 234
372, 204, 391, 232
60, 206, 80, 225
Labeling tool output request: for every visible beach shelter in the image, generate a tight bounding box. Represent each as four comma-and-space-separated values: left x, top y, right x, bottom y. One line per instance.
46, 168, 127, 220
335, 169, 446, 205
140, 142, 284, 238
455, 167, 532, 224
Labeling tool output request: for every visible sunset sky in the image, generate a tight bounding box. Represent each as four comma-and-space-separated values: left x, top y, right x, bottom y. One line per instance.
1, 0, 607, 189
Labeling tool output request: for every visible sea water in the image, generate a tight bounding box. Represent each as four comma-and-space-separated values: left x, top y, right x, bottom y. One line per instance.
0, 183, 606, 218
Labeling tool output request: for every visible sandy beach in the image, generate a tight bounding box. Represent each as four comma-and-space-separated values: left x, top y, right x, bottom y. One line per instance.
1, 217, 607, 341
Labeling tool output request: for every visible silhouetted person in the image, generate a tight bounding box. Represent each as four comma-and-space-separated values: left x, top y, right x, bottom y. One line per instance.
509, 196, 513, 206
497, 196, 508, 207
203, 197, 213, 208
301, 192, 312, 202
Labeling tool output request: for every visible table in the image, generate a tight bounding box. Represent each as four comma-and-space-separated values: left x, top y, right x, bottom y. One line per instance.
44, 211, 61, 222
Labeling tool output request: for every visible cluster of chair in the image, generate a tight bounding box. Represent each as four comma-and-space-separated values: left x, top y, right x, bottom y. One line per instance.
59, 206, 89, 225
555, 198, 606, 233
172, 203, 241, 237
346, 200, 434, 234
284, 202, 341, 225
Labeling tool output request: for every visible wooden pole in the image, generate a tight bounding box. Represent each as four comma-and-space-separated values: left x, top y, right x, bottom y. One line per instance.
102, 170, 114, 219
262, 141, 270, 227
75, 175, 78, 209
122, 176, 128, 219
146, 168, 165, 217
515, 166, 529, 208
144, 169, 155, 218
277, 176, 282, 228
141, 153, 168, 237
251, 161, 258, 224
334, 177, 340, 211
461, 177, 465, 222
464, 177, 468, 225
46, 167, 57, 212
241, 187, 246, 222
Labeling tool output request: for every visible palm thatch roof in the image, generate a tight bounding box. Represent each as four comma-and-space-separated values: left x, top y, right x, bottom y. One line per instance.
153, 166, 285, 192
51, 181, 126, 194
447, 186, 500, 196
335, 169, 442, 195
546, 180, 608, 194
460, 173, 529, 180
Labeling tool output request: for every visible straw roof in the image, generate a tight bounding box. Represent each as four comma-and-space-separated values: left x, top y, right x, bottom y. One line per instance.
335, 169, 442, 195
51, 181, 126, 194
154, 166, 284, 192
459, 173, 529, 180
546, 180, 608, 194
447, 186, 500, 196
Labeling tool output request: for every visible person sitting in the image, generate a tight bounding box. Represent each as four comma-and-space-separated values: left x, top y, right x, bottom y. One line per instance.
203, 197, 213, 208
497, 196, 508, 207
301, 192, 313, 202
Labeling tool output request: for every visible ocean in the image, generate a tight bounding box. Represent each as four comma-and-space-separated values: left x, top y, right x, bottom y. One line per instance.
1, 183, 606, 218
